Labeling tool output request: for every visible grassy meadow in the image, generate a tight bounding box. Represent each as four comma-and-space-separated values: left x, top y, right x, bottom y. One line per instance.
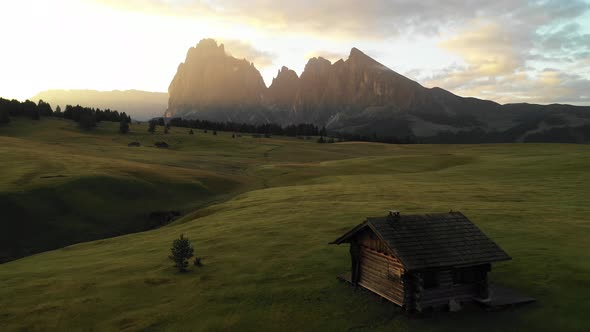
0, 117, 589, 331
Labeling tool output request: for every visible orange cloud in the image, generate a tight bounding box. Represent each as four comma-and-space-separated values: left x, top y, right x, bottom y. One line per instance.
439, 22, 523, 76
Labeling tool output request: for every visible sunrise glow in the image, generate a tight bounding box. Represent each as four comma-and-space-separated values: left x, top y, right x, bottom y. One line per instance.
1, 0, 589, 105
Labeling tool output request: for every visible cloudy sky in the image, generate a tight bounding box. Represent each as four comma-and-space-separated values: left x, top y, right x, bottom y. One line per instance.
1, 0, 589, 105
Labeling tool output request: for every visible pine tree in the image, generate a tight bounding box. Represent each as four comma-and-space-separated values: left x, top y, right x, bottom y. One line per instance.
31, 108, 40, 120
79, 109, 96, 129
37, 100, 53, 117
22, 100, 37, 120
169, 234, 194, 272
189, 129, 194, 135
119, 118, 129, 134
0, 108, 10, 124
148, 120, 157, 134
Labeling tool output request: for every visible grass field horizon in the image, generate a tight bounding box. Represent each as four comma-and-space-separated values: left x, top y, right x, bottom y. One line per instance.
1, 118, 589, 331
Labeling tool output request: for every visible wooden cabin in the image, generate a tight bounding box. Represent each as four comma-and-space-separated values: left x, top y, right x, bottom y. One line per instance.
331, 211, 511, 311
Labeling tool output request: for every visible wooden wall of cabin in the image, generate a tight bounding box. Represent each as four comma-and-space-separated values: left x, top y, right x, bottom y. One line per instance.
406, 264, 491, 311
356, 228, 392, 254
352, 229, 406, 306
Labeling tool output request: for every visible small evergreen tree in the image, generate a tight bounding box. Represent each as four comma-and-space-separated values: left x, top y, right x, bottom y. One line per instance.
79, 109, 96, 129
148, 120, 157, 134
37, 100, 53, 117
119, 118, 129, 134
213, 130, 217, 136
31, 107, 40, 120
317, 136, 325, 143
169, 234, 194, 272
189, 129, 194, 135
54, 105, 62, 117
0, 108, 10, 124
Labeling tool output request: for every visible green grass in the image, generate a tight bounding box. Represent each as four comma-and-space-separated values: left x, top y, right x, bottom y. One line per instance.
0, 118, 254, 262
0, 117, 589, 331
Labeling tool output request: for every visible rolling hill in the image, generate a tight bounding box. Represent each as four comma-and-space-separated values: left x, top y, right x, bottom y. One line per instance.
0, 117, 589, 330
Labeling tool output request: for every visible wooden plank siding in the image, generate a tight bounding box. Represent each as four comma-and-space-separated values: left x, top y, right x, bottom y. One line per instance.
331, 212, 506, 312
356, 228, 394, 255
358, 246, 406, 306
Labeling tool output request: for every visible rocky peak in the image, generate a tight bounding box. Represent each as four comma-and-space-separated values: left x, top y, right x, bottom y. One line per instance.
167, 39, 266, 116
186, 39, 226, 61
301, 57, 332, 77
266, 66, 299, 107
276, 66, 298, 80
349, 47, 364, 58
346, 47, 385, 69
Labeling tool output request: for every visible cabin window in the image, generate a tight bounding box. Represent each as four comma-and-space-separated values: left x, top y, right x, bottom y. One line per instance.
422, 271, 438, 289
453, 268, 479, 284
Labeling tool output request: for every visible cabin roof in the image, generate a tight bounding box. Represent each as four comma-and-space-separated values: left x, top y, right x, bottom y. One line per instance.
331, 211, 511, 271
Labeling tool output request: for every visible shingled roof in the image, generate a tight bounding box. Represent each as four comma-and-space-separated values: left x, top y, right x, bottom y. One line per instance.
331, 211, 511, 271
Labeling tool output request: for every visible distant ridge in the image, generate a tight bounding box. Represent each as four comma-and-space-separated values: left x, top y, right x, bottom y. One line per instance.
165, 39, 590, 142
31, 89, 168, 121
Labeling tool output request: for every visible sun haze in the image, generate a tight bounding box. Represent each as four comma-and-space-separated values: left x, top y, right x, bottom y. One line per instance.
1, 0, 589, 105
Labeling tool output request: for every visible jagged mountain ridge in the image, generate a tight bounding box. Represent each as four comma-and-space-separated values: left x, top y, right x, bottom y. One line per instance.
166, 39, 590, 141
166, 39, 268, 123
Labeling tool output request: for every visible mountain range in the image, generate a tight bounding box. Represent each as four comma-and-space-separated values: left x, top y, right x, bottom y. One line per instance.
166, 39, 590, 142
31, 89, 168, 121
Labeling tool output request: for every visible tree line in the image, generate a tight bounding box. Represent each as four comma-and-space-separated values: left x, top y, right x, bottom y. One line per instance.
0, 97, 130, 130
0, 98, 52, 122
164, 117, 420, 143
60, 105, 131, 129
167, 117, 326, 137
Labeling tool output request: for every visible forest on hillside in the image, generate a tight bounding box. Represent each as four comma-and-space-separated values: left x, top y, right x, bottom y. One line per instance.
0, 98, 131, 129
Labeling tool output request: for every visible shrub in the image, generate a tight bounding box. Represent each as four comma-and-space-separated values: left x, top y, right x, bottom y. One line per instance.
169, 234, 194, 272
0, 109, 9, 124
119, 119, 129, 134
194, 256, 203, 267
148, 120, 157, 134
79, 110, 96, 130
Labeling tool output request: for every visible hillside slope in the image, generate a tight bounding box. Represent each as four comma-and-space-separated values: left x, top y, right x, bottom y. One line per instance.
0, 125, 589, 331
0, 118, 249, 262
